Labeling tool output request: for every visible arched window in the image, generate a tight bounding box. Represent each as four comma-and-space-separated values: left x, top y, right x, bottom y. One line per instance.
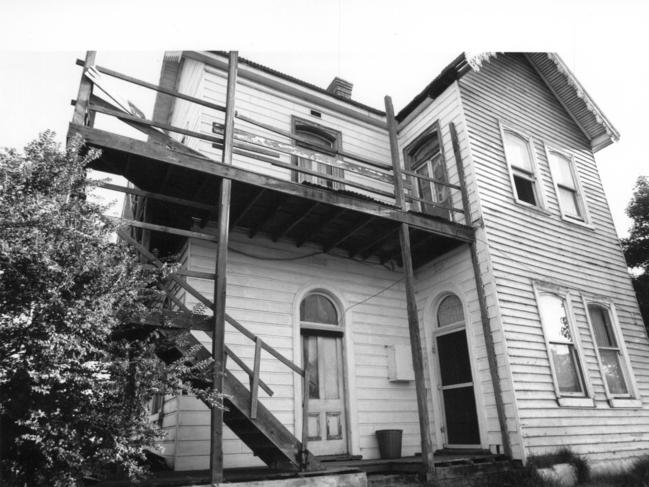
293, 119, 343, 189
404, 127, 450, 218
300, 292, 339, 325
537, 292, 586, 395
502, 129, 541, 207
437, 294, 464, 328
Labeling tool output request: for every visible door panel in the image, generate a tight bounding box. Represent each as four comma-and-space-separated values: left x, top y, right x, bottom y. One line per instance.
303, 335, 347, 455
436, 330, 480, 446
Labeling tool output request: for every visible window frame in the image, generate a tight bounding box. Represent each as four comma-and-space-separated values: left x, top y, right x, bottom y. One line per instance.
299, 291, 343, 336
291, 116, 343, 190
582, 297, 641, 408
499, 122, 546, 210
544, 145, 590, 224
402, 120, 452, 219
533, 282, 594, 407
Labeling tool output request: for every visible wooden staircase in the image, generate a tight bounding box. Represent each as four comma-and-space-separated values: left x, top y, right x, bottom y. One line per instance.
155, 328, 322, 473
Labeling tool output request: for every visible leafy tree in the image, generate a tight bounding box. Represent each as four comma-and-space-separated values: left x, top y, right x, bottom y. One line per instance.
0, 132, 213, 486
622, 176, 649, 329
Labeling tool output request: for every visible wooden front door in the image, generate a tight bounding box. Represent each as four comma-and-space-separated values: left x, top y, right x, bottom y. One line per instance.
303, 334, 347, 455
434, 295, 480, 447
300, 292, 347, 456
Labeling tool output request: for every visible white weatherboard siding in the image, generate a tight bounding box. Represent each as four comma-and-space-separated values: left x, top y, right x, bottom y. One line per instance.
459, 53, 649, 466
168, 55, 393, 205
398, 81, 522, 458
169, 231, 423, 469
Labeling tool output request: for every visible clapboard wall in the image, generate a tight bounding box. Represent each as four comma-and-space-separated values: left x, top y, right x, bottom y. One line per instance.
396, 82, 516, 455
164, 231, 423, 470
458, 53, 649, 466
168, 53, 394, 204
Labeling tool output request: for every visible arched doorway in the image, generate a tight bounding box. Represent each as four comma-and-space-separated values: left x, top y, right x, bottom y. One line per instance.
300, 292, 348, 455
433, 294, 480, 447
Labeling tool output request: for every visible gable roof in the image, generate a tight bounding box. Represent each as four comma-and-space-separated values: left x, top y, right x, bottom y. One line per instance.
164, 51, 619, 152
397, 52, 620, 152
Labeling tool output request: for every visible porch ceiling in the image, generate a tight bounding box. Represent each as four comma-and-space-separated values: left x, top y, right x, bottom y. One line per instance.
87, 132, 468, 269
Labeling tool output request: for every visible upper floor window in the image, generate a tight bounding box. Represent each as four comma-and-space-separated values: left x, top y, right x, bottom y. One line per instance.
292, 118, 343, 190
404, 126, 450, 219
587, 304, 630, 397
547, 149, 587, 222
536, 291, 587, 398
502, 128, 543, 208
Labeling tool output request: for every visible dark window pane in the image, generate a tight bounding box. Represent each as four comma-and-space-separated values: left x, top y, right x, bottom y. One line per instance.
300, 294, 338, 324
437, 294, 464, 327
513, 174, 537, 205
442, 386, 480, 444
588, 305, 616, 348
558, 186, 581, 218
437, 330, 472, 386
304, 336, 319, 399
600, 349, 628, 395
550, 343, 583, 394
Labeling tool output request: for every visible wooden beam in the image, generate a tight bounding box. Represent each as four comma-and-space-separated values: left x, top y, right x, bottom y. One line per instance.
210, 50, 238, 485
354, 225, 399, 260
88, 94, 210, 161
295, 207, 346, 248
385, 95, 436, 483
250, 338, 262, 419
450, 122, 511, 458
79, 59, 227, 113
272, 201, 320, 242
115, 217, 218, 242
72, 52, 96, 126
89, 102, 225, 146
323, 216, 376, 253
69, 124, 474, 242
249, 194, 284, 238
231, 188, 266, 227
97, 182, 216, 213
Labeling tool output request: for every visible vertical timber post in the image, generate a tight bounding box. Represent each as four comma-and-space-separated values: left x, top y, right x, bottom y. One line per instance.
449, 122, 511, 458
210, 50, 238, 485
72, 51, 96, 127
385, 96, 436, 484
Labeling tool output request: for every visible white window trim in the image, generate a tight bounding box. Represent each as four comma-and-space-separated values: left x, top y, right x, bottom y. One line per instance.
582, 297, 642, 408
533, 281, 594, 406
544, 144, 591, 226
499, 121, 546, 210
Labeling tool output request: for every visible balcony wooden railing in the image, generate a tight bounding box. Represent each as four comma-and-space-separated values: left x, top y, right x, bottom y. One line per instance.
72, 56, 468, 225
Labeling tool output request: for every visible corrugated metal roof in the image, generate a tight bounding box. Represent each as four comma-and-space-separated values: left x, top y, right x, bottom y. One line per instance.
208, 51, 385, 116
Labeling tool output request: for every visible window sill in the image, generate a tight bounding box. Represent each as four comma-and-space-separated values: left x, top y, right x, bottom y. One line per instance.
560, 215, 594, 231
512, 199, 551, 216
608, 398, 643, 409
557, 397, 595, 408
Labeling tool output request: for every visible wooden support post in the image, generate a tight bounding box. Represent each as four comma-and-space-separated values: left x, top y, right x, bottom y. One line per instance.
72, 51, 96, 127
250, 337, 262, 419
385, 96, 436, 484
210, 50, 238, 485
301, 342, 310, 470
449, 122, 511, 458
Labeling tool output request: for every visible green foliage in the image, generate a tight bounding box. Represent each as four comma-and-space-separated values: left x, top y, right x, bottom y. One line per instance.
0, 132, 216, 485
527, 448, 589, 484
622, 176, 649, 328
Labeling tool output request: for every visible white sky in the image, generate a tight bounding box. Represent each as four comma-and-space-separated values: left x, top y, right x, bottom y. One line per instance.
0, 0, 646, 236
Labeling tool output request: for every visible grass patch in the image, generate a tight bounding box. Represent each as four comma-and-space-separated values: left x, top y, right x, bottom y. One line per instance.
586, 455, 649, 486
527, 447, 590, 484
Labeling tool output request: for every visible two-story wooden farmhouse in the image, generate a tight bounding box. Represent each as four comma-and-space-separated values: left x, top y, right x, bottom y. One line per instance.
69, 51, 649, 484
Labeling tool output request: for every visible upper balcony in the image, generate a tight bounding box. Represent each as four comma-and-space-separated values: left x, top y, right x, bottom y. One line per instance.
68, 51, 474, 269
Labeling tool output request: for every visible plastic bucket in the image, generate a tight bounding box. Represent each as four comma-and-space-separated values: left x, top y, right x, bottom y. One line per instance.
375, 429, 403, 459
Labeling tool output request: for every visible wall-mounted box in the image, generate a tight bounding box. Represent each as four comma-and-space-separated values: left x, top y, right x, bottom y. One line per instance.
386, 344, 415, 382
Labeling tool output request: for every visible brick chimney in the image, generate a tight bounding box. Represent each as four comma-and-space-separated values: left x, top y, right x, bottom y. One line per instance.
326, 77, 353, 100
